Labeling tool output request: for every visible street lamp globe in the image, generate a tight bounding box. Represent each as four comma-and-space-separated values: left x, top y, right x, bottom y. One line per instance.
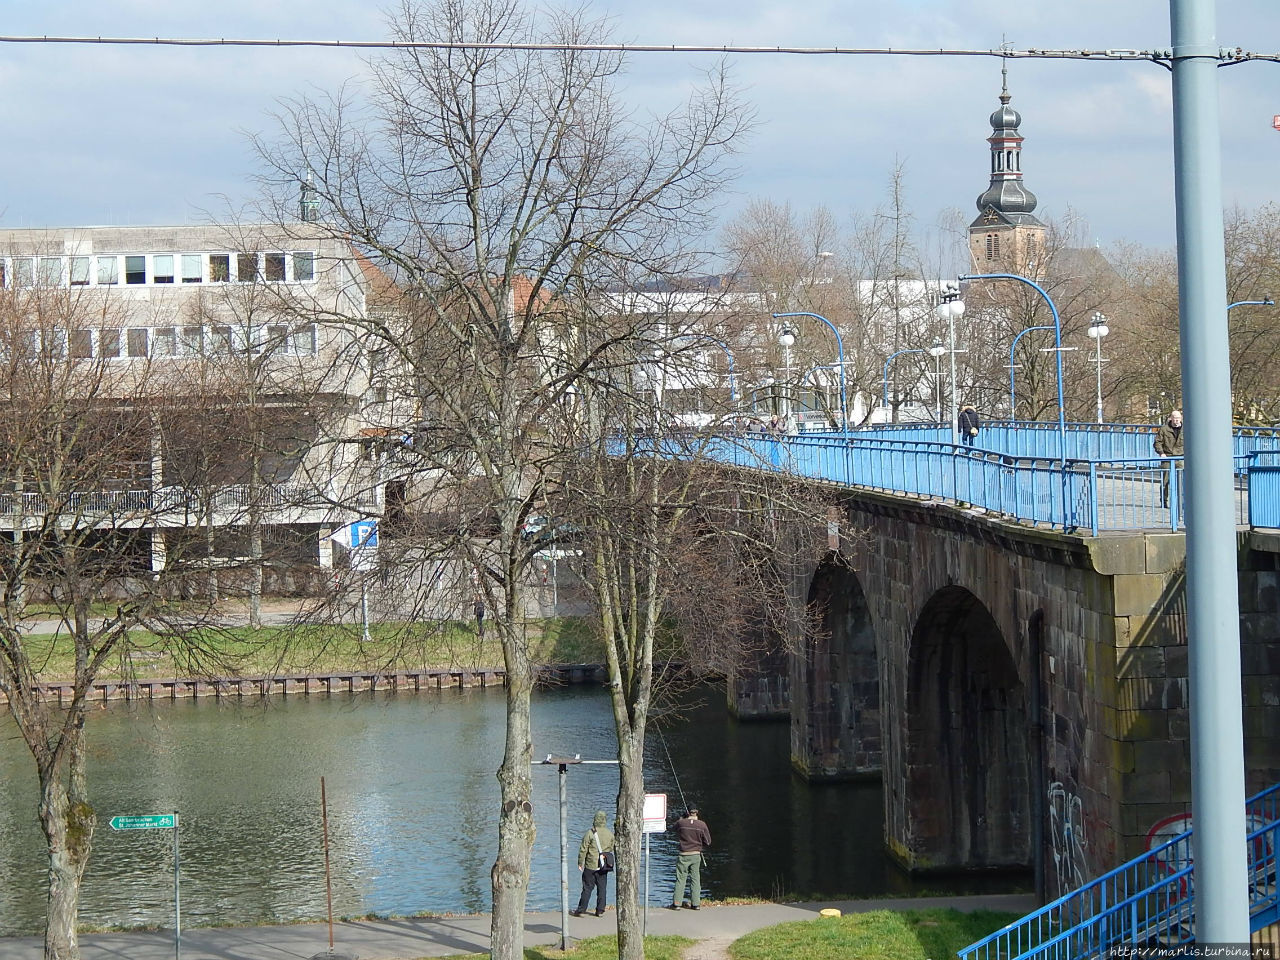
928, 339, 946, 359
1088, 312, 1110, 340
777, 327, 796, 349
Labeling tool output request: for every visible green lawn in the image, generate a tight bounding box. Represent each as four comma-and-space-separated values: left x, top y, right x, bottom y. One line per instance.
728, 908, 1021, 960
21, 615, 604, 682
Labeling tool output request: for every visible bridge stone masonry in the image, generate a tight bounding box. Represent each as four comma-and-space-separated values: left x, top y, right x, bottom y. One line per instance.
732, 483, 1280, 900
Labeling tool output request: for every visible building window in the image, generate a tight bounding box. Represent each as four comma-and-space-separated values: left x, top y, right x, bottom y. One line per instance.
70, 258, 90, 286
39, 258, 62, 286
99, 329, 121, 358
97, 257, 119, 285
125, 256, 147, 285
153, 255, 175, 284
69, 329, 93, 358
237, 254, 258, 282
291, 323, 317, 355
210, 255, 231, 283
985, 233, 1000, 261
127, 328, 149, 357
209, 325, 234, 354
293, 252, 315, 282
180, 326, 204, 355
181, 254, 202, 283
152, 327, 177, 356
12, 259, 33, 288
264, 253, 286, 282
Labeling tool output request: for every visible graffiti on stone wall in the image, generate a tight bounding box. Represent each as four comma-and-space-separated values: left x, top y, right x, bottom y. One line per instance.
1048, 781, 1087, 896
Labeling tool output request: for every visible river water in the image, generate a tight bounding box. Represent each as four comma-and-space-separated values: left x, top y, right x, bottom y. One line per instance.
0, 683, 1024, 935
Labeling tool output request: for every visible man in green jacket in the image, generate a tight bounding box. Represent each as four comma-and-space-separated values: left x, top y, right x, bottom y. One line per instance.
571, 810, 614, 917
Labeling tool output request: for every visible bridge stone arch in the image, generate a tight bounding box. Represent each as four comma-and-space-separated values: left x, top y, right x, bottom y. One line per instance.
904, 585, 1031, 870
790, 552, 881, 780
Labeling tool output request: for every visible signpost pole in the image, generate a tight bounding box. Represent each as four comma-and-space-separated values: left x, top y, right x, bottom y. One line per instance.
173, 810, 181, 960
558, 762, 569, 950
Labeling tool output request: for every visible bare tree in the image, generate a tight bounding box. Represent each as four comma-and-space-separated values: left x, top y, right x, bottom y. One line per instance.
0, 279, 266, 960
252, 2, 747, 955
560, 349, 829, 960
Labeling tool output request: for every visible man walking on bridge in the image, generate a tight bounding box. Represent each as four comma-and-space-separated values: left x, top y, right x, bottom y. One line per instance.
1154, 409, 1184, 508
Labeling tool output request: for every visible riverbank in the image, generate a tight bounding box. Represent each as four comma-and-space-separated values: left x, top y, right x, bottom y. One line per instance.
0, 894, 1037, 960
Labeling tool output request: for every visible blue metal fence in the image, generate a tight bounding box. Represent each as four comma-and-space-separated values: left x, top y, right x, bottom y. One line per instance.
637, 423, 1280, 533
959, 783, 1279, 960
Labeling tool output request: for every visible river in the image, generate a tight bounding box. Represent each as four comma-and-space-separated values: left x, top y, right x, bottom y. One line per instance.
0, 683, 1025, 935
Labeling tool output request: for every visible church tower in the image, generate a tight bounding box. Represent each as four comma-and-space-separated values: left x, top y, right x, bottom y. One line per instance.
969, 63, 1046, 274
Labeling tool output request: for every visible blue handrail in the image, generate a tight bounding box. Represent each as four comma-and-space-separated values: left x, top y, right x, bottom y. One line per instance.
959, 782, 1279, 960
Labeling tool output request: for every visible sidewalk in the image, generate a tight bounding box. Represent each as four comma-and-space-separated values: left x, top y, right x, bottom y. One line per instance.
0, 894, 1035, 960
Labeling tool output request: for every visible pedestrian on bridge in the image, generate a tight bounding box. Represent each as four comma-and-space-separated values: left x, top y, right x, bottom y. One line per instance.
572, 810, 615, 917
958, 404, 981, 446
1154, 409, 1184, 508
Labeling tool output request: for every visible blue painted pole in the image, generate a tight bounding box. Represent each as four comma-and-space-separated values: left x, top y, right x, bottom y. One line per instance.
882, 348, 925, 421
1170, 0, 1249, 939
958, 273, 1066, 465
772, 312, 848, 433
1008, 324, 1054, 418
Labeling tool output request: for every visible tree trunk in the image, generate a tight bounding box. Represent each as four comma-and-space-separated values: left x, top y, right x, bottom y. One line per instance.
614, 727, 647, 960
490, 667, 536, 960
38, 722, 94, 960
249, 517, 263, 631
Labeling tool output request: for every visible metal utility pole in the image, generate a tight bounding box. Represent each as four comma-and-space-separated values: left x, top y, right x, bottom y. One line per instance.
1169, 0, 1249, 940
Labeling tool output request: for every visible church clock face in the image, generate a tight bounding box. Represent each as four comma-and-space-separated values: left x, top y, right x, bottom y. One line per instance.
982, 208, 1000, 224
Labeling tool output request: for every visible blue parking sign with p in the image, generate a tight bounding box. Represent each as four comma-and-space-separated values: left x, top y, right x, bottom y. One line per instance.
350, 520, 378, 549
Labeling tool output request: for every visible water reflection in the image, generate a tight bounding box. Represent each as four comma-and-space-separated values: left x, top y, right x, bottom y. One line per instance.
0, 683, 1024, 935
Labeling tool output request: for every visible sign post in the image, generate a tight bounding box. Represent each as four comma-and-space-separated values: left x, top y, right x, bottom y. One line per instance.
346, 520, 379, 642
642, 793, 668, 934
110, 812, 180, 960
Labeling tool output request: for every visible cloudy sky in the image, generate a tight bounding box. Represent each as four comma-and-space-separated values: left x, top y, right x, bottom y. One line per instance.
1, 1, 1276, 257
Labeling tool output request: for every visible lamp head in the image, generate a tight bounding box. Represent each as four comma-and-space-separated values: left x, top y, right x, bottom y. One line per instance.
778, 327, 796, 349
928, 339, 947, 358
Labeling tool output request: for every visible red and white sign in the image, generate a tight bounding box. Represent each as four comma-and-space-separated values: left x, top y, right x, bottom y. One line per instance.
643, 793, 668, 834
1273, 114, 1280, 131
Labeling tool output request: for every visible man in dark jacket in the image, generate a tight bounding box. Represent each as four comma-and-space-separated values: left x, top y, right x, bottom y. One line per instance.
1154, 410, 1184, 508
667, 807, 712, 910
571, 810, 614, 917
958, 404, 980, 446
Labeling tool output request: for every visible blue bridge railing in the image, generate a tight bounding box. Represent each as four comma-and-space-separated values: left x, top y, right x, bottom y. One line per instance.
634, 425, 1280, 534
958, 782, 1279, 960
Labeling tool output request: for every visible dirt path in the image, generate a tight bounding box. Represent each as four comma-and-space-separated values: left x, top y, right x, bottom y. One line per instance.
682, 935, 733, 960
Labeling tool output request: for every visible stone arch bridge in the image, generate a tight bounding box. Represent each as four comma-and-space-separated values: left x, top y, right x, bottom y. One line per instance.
730, 484, 1280, 899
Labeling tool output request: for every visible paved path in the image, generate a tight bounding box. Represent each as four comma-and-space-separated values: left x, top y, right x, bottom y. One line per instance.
0, 894, 1035, 959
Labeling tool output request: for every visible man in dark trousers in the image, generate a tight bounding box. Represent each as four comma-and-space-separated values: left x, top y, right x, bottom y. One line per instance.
668, 807, 712, 910
1154, 409, 1184, 508
958, 404, 980, 446
571, 810, 614, 917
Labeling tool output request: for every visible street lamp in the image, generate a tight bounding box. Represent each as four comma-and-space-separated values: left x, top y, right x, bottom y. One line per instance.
1086, 311, 1110, 423
882, 348, 925, 423
959, 271, 1067, 464
1008, 323, 1054, 419
771, 312, 849, 434
777, 326, 796, 421
928, 339, 946, 422
933, 284, 966, 444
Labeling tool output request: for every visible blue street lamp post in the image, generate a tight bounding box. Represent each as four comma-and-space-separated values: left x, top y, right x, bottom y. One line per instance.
958, 272, 1067, 464
882, 348, 925, 423
772, 312, 849, 433
1008, 324, 1054, 419
674, 333, 738, 407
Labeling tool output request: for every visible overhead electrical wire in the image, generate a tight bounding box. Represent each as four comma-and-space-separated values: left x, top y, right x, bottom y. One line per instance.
0, 35, 1274, 67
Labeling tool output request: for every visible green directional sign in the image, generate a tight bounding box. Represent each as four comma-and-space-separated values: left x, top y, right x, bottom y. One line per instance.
109, 814, 175, 831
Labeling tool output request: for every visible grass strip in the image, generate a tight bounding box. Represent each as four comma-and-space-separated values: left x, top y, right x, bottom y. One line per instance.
728, 908, 1023, 960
